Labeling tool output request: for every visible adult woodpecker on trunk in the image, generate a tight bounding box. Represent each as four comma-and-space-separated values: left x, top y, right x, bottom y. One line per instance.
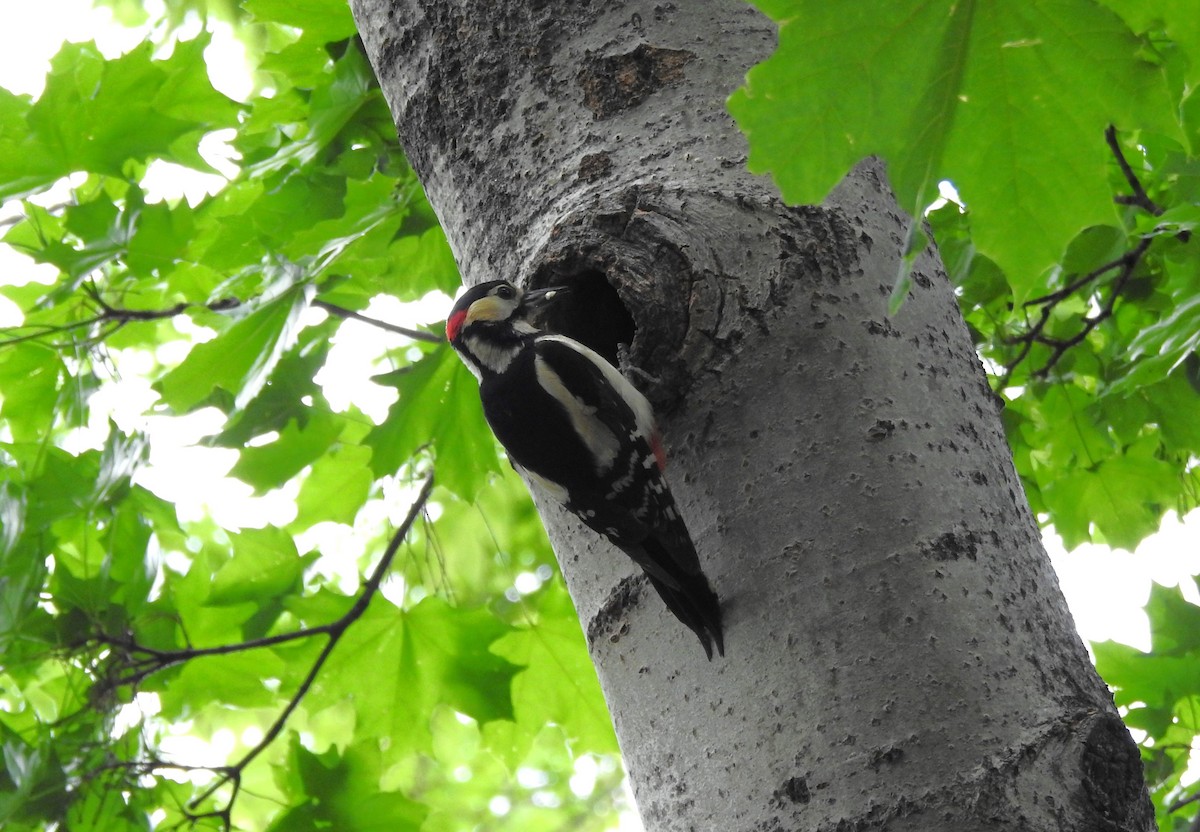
446, 280, 724, 659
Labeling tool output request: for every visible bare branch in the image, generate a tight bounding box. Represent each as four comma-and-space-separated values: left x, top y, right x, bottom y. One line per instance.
1169, 790, 1200, 813
0, 296, 241, 349
998, 237, 1151, 383
314, 298, 443, 343
1105, 125, 1162, 216
995, 127, 1166, 384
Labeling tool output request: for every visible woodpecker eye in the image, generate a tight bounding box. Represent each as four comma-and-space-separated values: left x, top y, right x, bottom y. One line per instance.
495, 284, 515, 300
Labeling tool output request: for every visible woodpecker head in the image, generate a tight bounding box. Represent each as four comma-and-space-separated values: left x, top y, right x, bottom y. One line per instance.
446, 280, 565, 378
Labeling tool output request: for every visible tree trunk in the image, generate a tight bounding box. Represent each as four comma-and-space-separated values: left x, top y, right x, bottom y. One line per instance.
349, 1, 1154, 830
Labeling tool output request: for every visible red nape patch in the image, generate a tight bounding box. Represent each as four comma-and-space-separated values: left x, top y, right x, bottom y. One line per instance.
446, 309, 468, 341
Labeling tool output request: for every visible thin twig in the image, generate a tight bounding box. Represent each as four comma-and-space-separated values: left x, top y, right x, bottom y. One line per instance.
996, 127, 1165, 383
0, 297, 241, 348
999, 237, 1151, 382
186, 473, 435, 813
0, 201, 75, 229
1105, 125, 1162, 216
102, 622, 342, 679
1030, 261, 1138, 379
314, 299, 443, 343
1170, 791, 1200, 813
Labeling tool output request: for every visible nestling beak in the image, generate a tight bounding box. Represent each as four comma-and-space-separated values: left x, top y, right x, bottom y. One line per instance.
519, 285, 570, 313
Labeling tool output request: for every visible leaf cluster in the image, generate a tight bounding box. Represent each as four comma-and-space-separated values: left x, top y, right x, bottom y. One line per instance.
0, 3, 621, 830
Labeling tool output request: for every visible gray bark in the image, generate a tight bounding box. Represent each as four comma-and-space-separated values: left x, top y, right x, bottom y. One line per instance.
350, 1, 1153, 830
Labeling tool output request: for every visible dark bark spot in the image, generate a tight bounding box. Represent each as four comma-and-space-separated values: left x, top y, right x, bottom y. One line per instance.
1080, 712, 1154, 829
869, 744, 904, 771
920, 530, 980, 561
577, 44, 695, 119
863, 318, 900, 337
578, 151, 613, 182
773, 775, 810, 805
587, 573, 647, 647
867, 419, 895, 441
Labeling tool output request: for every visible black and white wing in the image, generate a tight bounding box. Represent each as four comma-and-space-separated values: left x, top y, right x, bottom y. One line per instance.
525, 335, 724, 657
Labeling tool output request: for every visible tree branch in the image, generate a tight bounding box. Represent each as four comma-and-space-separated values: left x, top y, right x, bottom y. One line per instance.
314, 298, 444, 342
182, 472, 434, 818
1, 285, 444, 355
0, 295, 241, 349
996, 127, 1165, 384
1105, 125, 1162, 216
89, 473, 434, 830
1169, 790, 1200, 813
998, 237, 1151, 383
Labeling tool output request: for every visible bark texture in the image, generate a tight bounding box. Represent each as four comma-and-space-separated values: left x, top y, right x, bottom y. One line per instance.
350, 1, 1153, 829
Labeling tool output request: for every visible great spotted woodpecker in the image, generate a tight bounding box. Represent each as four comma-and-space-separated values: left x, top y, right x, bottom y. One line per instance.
446, 280, 724, 658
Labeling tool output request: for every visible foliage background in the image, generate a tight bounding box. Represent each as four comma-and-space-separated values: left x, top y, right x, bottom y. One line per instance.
0, 0, 1197, 829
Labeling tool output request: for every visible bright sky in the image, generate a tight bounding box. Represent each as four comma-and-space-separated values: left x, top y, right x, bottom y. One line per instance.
0, 0, 1195, 667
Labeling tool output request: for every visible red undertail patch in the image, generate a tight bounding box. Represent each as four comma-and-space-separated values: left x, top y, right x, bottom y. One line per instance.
651, 431, 667, 471
446, 309, 468, 341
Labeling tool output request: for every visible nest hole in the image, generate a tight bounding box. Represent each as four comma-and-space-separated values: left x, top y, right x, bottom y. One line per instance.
532, 269, 636, 366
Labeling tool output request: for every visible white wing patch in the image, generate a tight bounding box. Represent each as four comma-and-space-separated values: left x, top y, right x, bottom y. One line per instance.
537, 334, 657, 445
514, 463, 570, 505
534, 355, 621, 474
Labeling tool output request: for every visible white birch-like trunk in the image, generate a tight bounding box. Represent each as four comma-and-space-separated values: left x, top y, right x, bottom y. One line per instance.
350, 1, 1153, 829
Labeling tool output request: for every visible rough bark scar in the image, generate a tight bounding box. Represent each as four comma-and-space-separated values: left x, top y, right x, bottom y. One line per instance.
578, 151, 613, 182
577, 44, 695, 119
919, 530, 981, 561
586, 572, 647, 646
1080, 712, 1151, 827
772, 776, 810, 806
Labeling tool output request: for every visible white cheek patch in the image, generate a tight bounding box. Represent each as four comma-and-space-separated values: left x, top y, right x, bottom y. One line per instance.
465, 335, 520, 375
535, 356, 620, 474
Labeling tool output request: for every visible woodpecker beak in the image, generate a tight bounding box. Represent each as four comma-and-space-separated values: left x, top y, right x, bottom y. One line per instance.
520, 285, 569, 313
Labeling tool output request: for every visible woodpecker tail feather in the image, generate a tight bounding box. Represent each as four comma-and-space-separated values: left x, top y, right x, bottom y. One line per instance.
641, 538, 725, 660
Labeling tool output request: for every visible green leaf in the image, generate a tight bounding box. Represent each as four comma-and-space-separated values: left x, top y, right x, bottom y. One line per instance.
267, 740, 427, 832
244, 0, 360, 42
246, 48, 376, 178
365, 344, 502, 499
1115, 294, 1200, 392
0, 728, 68, 827
490, 581, 619, 754
155, 649, 289, 716
730, 0, 1177, 298
388, 226, 462, 298
1061, 225, 1128, 275
1098, 0, 1200, 86
209, 321, 336, 447
125, 199, 198, 279
1143, 371, 1200, 454
155, 285, 313, 412
0, 345, 62, 442
0, 37, 237, 199
292, 443, 374, 528
1145, 582, 1200, 656
230, 411, 343, 493
94, 426, 147, 507
304, 596, 519, 755
1094, 637, 1200, 711
1044, 453, 1178, 550
209, 527, 303, 606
